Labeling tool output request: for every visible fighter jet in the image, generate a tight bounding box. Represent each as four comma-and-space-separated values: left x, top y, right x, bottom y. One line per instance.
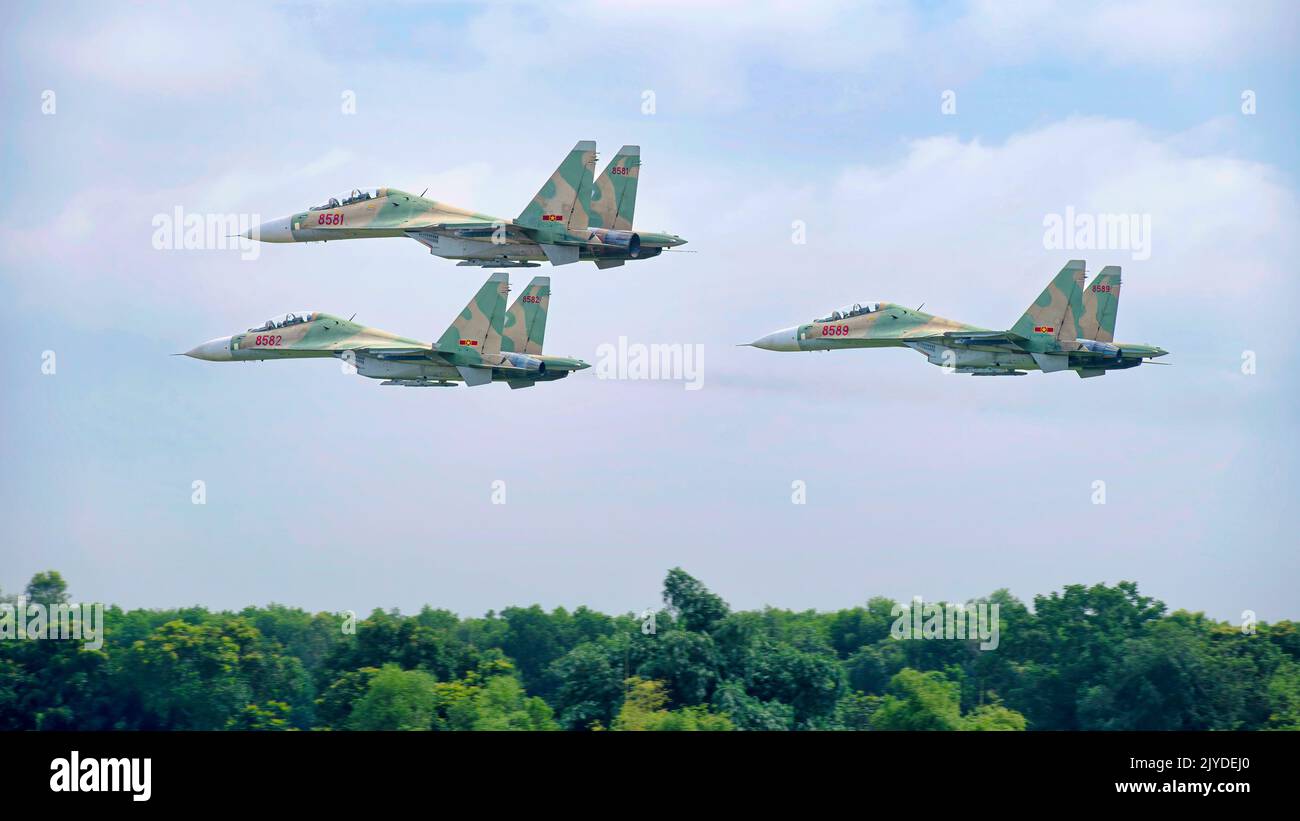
746, 261, 1167, 377
182, 273, 588, 388
241, 142, 685, 268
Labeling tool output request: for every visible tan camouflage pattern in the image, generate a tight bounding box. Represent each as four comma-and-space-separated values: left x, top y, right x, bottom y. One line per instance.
1079, 265, 1121, 343
488, 276, 550, 355
435, 272, 509, 361
517, 141, 596, 237
245, 141, 684, 267
1009, 260, 1086, 352
184, 274, 586, 388
748, 260, 1166, 377
588, 145, 640, 231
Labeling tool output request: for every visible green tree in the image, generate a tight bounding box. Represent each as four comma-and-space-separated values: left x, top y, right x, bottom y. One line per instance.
613, 678, 733, 731
547, 642, 625, 730
347, 664, 438, 731
1266, 658, 1300, 729
827, 597, 897, 657
663, 568, 729, 633
964, 700, 1028, 731
24, 571, 69, 605
467, 676, 558, 731
870, 668, 966, 730
748, 642, 845, 727
315, 667, 379, 729
122, 618, 270, 730
710, 681, 795, 730
227, 701, 293, 730
637, 630, 720, 706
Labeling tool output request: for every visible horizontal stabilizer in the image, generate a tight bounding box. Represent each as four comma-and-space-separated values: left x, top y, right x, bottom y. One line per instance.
456, 365, 493, 387
540, 243, 579, 266
1030, 352, 1070, 373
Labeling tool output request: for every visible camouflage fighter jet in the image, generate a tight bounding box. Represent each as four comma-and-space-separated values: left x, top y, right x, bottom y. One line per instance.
182, 273, 588, 388
241, 142, 685, 268
745, 261, 1167, 377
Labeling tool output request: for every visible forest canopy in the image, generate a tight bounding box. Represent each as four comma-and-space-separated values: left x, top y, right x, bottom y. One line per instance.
2, 568, 1297, 731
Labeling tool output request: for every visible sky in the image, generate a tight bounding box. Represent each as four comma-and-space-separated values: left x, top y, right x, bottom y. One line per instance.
1, 0, 1297, 622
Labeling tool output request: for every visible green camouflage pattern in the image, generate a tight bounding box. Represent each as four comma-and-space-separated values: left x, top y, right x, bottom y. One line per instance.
517, 141, 596, 238
242, 141, 685, 268
747, 260, 1167, 378
588, 145, 639, 231
488, 276, 550, 355
182, 273, 587, 388
1009, 260, 1086, 351
1079, 265, 1121, 343
434, 272, 510, 360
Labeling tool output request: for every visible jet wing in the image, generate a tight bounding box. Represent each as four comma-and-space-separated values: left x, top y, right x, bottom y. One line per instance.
405, 221, 530, 248
405, 220, 500, 234
912, 331, 1027, 348
347, 347, 432, 361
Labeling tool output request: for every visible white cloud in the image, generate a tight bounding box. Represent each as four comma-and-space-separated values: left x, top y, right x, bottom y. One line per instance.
16, 0, 1296, 116
806, 117, 1296, 310
32, 5, 325, 95
954, 0, 1298, 69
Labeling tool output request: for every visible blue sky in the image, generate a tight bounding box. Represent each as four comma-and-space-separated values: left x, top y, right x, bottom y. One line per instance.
1, 1, 1297, 622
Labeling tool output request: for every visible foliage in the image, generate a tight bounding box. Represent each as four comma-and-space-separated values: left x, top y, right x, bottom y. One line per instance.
2, 567, 1295, 731
612, 678, 733, 731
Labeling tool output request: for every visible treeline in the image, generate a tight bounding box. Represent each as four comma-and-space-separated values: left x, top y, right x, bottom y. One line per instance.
1, 568, 1297, 731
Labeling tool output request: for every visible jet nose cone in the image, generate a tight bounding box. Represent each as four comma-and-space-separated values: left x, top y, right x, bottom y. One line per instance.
576, 360, 591, 371
748, 326, 799, 352
243, 216, 294, 242
183, 335, 233, 361
670, 235, 687, 247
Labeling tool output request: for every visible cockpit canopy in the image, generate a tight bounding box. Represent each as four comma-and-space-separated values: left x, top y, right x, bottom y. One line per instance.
815, 302, 880, 323
311, 188, 383, 211
249, 312, 315, 332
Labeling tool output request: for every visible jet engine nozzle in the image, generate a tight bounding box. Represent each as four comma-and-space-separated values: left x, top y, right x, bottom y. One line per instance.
1078, 338, 1120, 357
585, 228, 641, 257
500, 352, 544, 373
